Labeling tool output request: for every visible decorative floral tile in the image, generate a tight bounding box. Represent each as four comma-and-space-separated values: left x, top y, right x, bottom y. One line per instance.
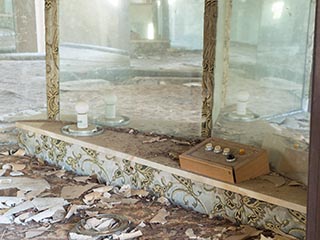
18, 130, 306, 239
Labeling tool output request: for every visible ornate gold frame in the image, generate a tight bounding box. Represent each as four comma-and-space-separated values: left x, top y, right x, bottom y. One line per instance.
201, 0, 218, 137
45, 0, 59, 120
45, 0, 217, 134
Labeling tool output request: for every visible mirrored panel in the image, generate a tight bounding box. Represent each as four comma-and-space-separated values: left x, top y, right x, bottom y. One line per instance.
59, 0, 204, 137
225, 0, 312, 118
213, 0, 314, 185
0, 0, 46, 128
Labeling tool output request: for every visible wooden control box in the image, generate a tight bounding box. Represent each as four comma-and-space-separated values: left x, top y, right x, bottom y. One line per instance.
179, 138, 269, 183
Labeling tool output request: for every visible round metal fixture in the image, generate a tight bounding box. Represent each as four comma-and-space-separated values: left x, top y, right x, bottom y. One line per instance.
95, 115, 130, 127
224, 111, 259, 122
61, 124, 104, 137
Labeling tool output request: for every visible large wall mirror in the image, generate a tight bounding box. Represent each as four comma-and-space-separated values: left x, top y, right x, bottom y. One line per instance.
56, 0, 315, 185
225, 0, 313, 117
212, 0, 315, 185
58, 0, 204, 137
0, 0, 314, 187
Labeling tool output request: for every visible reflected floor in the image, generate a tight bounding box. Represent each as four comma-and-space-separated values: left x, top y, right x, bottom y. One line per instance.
0, 47, 308, 138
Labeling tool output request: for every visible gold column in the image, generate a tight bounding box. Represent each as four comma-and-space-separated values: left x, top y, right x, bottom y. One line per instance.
201, 0, 218, 137
45, 0, 60, 120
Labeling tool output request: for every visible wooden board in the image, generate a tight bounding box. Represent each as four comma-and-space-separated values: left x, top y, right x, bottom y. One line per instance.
179, 138, 270, 183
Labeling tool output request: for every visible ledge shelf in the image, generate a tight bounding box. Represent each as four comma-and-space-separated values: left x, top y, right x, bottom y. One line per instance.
16, 120, 307, 239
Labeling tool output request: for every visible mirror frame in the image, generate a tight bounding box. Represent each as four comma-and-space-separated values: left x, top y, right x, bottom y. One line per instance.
44, 0, 217, 137
45, 0, 60, 120
307, 0, 320, 238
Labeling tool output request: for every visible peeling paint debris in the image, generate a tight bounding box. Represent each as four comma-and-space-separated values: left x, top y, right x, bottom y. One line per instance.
0, 177, 50, 198
60, 183, 97, 199
2, 162, 26, 171
69, 232, 97, 240
0, 151, 302, 240
143, 136, 168, 144
260, 175, 286, 188
117, 184, 132, 198
185, 228, 197, 239
113, 230, 143, 240
83, 191, 103, 205
25, 226, 50, 239
261, 235, 272, 240
120, 198, 140, 205
10, 171, 24, 176
32, 197, 69, 211
84, 217, 116, 231
4, 200, 34, 217
150, 208, 170, 225
65, 204, 92, 220
171, 139, 192, 145
92, 185, 113, 193
74, 175, 92, 183
0, 196, 24, 208
157, 196, 171, 206
25, 206, 66, 223
3, 197, 68, 225
131, 189, 149, 198
44, 169, 67, 178
0, 149, 25, 156
0, 162, 26, 177
0, 215, 12, 224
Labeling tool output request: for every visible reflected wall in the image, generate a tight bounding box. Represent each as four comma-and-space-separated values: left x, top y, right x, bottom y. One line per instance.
226, 0, 312, 117
0, 0, 46, 124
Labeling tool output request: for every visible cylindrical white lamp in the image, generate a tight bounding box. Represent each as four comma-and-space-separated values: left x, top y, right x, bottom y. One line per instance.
75, 102, 89, 129
105, 94, 117, 119
236, 91, 250, 116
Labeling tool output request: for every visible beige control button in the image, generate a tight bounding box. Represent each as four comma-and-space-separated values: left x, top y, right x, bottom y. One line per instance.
213, 145, 222, 154
205, 143, 213, 151
223, 148, 230, 155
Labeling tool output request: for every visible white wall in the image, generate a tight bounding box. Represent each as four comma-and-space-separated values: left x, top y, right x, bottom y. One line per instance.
59, 0, 130, 51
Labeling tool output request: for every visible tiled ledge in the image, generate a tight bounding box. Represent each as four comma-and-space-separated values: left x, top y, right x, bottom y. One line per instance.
16, 120, 306, 213
16, 120, 307, 239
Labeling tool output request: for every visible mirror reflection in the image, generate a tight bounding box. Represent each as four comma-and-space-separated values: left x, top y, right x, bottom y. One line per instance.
0, 0, 46, 126
213, 0, 314, 185
59, 0, 204, 137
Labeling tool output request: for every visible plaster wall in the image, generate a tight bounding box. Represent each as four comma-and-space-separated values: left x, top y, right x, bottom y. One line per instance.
168, 0, 204, 50
230, 0, 261, 46
59, 0, 130, 51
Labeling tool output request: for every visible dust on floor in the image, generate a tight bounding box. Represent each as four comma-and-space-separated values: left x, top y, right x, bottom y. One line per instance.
0, 149, 295, 240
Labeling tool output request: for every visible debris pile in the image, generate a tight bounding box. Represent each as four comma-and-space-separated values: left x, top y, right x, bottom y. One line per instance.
0, 150, 299, 239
